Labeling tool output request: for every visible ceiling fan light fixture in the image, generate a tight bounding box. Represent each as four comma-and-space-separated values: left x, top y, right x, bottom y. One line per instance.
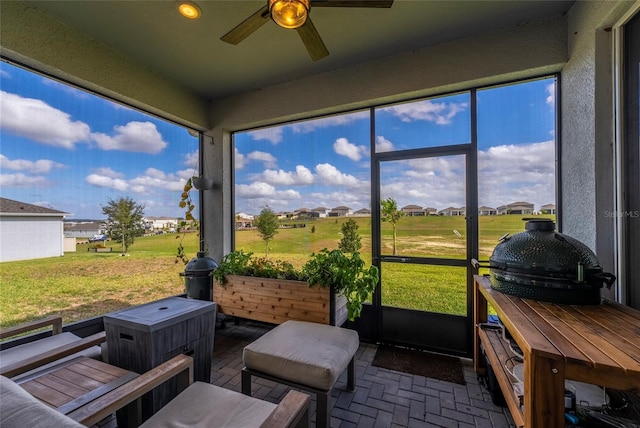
268, 0, 310, 29
177, 1, 202, 19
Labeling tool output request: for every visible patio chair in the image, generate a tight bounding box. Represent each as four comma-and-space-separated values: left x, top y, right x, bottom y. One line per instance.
1, 354, 310, 428
0, 315, 106, 378
1, 353, 193, 428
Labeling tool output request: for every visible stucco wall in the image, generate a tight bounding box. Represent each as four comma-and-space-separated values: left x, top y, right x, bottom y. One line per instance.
209, 16, 567, 131
561, 0, 636, 300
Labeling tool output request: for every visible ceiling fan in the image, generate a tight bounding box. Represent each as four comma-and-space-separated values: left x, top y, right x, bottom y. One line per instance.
220, 0, 394, 62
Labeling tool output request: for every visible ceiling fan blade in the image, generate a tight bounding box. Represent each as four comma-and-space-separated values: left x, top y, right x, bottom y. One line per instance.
297, 17, 329, 61
220, 5, 270, 45
310, 0, 393, 8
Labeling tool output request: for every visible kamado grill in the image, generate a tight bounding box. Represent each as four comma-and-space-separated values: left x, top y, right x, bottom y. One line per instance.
474, 218, 615, 305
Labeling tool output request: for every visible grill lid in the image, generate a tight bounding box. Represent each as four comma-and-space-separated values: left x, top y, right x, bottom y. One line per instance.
487, 218, 615, 304
490, 219, 600, 277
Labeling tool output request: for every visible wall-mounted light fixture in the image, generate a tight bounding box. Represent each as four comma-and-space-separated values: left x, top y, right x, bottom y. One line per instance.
177, 1, 202, 19
268, 0, 310, 29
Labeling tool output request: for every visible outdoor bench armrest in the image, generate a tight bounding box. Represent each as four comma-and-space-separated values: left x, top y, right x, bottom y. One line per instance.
0, 332, 107, 378
0, 315, 63, 339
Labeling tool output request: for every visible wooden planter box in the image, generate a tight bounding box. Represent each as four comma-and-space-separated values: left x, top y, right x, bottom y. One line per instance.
214, 275, 347, 326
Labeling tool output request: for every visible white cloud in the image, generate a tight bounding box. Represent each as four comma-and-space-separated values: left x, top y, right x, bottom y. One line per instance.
406, 156, 463, 180
0, 172, 49, 187
315, 163, 359, 186
375, 141, 556, 211
381, 156, 466, 209
0, 90, 91, 148
176, 168, 196, 181
236, 181, 276, 197
85, 174, 129, 191
290, 111, 369, 134
129, 168, 187, 193
262, 165, 314, 185
235, 147, 246, 169
546, 83, 555, 106
375, 136, 394, 153
91, 121, 167, 154
306, 191, 370, 211
247, 127, 284, 144
382, 99, 468, 125
333, 137, 367, 161
247, 151, 277, 168
0, 154, 64, 174
92, 167, 123, 179
84, 166, 187, 194
236, 181, 301, 200
184, 150, 198, 168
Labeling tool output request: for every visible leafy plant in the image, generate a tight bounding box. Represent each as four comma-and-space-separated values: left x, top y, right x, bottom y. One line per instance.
176, 177, 203, 264
212, 248, 379, 321
179, 177, 196, 222
212, 250, 305, 284
302, 249, 378, 321
339, 218, 362, 253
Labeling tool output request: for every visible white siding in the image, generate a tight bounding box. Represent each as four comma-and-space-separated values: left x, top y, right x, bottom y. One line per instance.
0, 216, 65, 262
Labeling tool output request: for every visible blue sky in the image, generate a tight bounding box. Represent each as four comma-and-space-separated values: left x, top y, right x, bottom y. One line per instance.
1, 60, 555, 219
1, 62, 198, 219
234, 78, 556, 215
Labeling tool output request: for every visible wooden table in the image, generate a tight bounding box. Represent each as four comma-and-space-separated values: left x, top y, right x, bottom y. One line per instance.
474, 275, 640, 428
16, 356, 139, 419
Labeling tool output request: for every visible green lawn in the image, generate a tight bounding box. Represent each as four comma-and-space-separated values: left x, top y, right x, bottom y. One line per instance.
0, 215, 553, 328
0, 232, 200, 329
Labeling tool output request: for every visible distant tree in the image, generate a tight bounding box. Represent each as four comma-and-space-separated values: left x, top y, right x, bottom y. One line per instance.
254, 206, 279, 257
339, 219, 362, 253
102, 197, 145, 253
381, 197, 404, 255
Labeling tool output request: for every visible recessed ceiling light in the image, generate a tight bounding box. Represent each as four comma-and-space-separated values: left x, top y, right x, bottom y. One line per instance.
177, 1, 201, 19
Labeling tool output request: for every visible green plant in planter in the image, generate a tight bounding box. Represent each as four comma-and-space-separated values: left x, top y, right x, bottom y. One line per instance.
302, 249, 378, 321
212, 250, 306, 283
212, 248, 379, 321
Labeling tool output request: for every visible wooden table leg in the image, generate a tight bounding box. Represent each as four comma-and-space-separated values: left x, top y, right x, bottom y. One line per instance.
474, 279, 488, 374
526, 352, 564, 428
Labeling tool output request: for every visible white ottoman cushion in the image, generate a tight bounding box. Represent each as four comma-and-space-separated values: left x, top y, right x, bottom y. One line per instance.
140, 382, 276, 428
243, 320, 359, 391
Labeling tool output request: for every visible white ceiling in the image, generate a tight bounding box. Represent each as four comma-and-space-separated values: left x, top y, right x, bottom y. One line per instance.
24, 0, 574, 101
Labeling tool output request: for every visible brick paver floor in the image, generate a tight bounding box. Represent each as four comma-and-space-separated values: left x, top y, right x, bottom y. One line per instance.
210, 319, 516, 428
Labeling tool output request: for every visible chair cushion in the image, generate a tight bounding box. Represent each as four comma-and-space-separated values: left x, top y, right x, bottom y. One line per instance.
0, 375, 84, 428
1, 332, 102, 381
243, 320, 359, 390
140, 381, 277, 428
